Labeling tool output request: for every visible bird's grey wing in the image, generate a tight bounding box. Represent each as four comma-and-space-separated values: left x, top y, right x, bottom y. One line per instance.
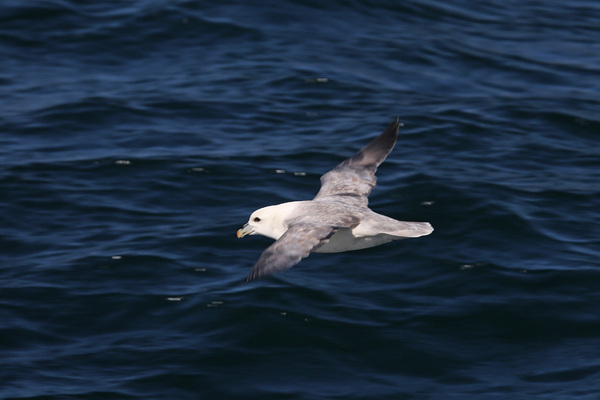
245, 224, 338, 282
313, 117, 401, 207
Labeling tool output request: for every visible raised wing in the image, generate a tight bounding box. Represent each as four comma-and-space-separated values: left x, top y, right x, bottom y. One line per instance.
313, 118, 401, 207
245, 224, 337, 282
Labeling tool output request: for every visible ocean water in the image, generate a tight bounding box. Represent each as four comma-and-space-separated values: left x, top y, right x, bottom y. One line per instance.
1, 1, 600, 399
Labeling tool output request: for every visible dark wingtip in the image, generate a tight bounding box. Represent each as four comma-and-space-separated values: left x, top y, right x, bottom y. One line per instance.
388, 116, 402, 133
376, 117, 401, 144
245, 269, 263, 283
382, 116, 402, 145
350, 117, 401, 168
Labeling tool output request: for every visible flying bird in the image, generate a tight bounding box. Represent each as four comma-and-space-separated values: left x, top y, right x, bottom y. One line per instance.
237, 118, 433, 281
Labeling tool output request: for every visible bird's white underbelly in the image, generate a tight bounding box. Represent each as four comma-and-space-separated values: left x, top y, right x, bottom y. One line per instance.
314, 228, 397, 253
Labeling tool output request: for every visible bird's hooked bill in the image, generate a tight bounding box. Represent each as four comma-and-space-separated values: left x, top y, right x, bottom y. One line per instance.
237, 223, 253, 238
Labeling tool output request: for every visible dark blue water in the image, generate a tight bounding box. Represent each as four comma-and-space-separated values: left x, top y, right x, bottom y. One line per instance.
2, 1, 600, 399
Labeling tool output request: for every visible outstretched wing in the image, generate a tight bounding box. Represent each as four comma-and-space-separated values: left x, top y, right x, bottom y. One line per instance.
313, 117, 401, 207
246, 225, 337, 282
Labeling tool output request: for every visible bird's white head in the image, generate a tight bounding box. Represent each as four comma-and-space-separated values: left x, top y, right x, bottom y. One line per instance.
237, 202, 300, 240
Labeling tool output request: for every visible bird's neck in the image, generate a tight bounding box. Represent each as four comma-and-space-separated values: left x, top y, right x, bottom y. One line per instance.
264, 201, 304, 239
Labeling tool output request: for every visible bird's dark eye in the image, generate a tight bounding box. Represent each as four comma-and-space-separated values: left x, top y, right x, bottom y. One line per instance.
253, 217, 261, 222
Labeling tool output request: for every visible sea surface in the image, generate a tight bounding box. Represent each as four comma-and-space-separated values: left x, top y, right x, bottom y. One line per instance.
1, 1, 600, 399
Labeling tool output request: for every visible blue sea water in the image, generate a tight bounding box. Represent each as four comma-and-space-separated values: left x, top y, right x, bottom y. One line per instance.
1, 0, 600, 399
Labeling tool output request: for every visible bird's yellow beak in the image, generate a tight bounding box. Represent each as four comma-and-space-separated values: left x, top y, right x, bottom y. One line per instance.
237, 223, 254, 238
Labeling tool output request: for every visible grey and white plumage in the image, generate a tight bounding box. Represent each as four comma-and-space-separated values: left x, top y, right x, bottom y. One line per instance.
237, 118, 433, 282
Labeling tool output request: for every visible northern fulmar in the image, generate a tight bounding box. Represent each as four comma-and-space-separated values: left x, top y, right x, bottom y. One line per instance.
237, 118, 433, 281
